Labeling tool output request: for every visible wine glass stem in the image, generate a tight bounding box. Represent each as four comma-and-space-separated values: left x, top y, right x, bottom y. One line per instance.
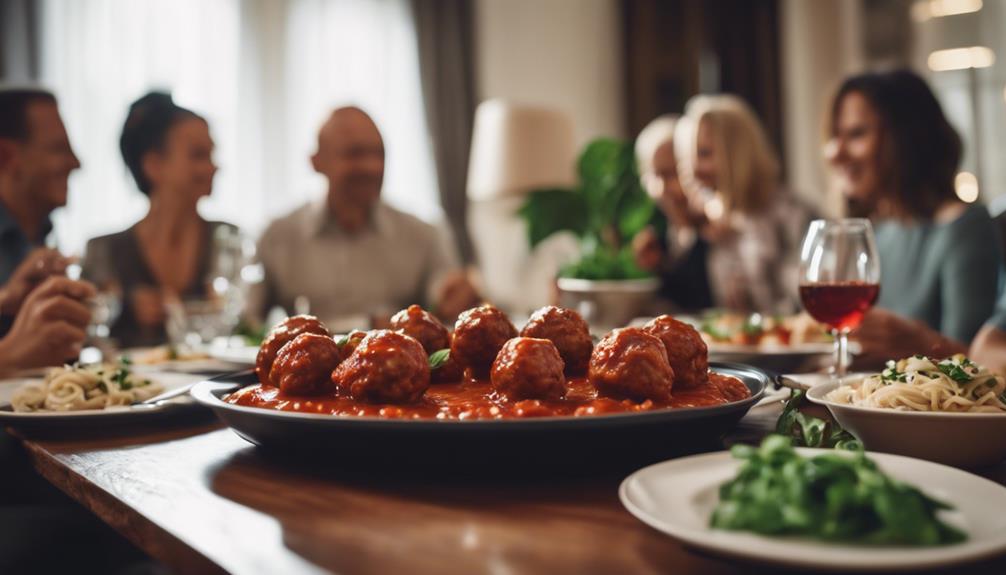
833, 329, 851, 377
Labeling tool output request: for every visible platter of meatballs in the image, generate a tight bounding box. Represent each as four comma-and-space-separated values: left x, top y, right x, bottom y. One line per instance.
216, 304, 760, 422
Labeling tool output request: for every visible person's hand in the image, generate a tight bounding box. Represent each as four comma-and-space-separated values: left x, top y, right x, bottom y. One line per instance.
0, 248, 71, 317
436, 271, 481, 322
850, 308, 966, 370
131, 286, 169, 328
632, 226, 663, 272
0, 276, 95, 372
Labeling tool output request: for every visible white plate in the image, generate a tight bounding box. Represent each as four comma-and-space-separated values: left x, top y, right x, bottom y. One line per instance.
780, 372, 872, 391
208, 345, 258, 367
620, 448, 1006, 571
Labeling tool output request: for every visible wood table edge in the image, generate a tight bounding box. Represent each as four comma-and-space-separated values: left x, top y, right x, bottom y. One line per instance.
21, 439, 228, 575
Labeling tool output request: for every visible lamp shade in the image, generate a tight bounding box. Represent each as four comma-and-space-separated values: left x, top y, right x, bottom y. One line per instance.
466, 99, 577, 201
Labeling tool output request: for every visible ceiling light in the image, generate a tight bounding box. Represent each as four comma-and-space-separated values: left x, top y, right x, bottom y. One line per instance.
912, 0, 982, 21
955, 171, 979, 203
928, 46, 994, 71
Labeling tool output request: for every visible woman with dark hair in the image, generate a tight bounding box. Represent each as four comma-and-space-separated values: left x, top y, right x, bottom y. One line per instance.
828, 69, 1000, 349
82, 92, 235, 347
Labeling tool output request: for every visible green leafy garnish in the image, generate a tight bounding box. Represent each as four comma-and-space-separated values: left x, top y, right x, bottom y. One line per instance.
936, 361, 972, 384
233, 320, 267, 346
428, 349, 450, 370
776, 390, 861, 450
336, 333, 352, 347
710, 435, 967, 545
741, 314, 764, 337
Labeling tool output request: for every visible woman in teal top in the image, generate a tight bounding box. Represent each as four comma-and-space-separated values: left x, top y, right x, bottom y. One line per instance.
828, 69, 1000, 344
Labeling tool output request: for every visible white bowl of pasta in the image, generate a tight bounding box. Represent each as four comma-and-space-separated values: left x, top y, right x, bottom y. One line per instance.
807, 355, 1006, 468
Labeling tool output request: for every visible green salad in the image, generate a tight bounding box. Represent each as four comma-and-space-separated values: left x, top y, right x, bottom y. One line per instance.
710, 436, 967, 546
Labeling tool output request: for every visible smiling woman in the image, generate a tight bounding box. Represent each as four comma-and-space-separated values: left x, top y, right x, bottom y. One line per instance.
827, 69, 1001, 344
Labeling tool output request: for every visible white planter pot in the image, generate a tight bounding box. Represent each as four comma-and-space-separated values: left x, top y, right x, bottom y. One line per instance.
556, 277, 660, 332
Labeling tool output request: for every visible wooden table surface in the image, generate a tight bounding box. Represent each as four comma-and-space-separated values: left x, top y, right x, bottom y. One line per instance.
14, 403, 1006, 575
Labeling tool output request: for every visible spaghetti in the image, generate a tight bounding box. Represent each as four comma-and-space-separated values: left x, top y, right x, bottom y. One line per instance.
825, 355, 1006, 413
11, 362, 164, 412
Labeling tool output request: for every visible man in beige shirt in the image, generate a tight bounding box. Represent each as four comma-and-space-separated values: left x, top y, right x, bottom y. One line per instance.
249, 107, 478, 330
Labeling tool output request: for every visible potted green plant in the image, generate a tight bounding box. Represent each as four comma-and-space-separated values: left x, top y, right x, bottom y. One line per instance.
518, 138, 665, 328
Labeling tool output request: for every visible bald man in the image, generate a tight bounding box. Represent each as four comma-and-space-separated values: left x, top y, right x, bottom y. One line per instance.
249, 107, 478, 329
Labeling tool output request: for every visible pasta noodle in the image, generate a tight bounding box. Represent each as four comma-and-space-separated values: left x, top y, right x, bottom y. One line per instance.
11, 362, 164, 413
826, 355, 1006, 413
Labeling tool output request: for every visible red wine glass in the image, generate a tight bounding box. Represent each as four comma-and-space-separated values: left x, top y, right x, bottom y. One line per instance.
798, 219, 881, 377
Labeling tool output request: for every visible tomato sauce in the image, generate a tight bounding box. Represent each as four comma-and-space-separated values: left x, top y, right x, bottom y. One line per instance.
225, 373, 750, 420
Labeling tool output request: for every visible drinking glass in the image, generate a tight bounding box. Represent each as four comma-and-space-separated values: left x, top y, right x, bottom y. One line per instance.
798, 219, 881, 377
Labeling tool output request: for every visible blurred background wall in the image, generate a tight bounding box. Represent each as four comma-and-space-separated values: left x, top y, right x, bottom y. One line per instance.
1, 0, 1003, 255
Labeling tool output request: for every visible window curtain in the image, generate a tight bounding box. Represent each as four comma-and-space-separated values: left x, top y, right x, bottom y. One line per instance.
412, 0, 477, 263
37, 0, 443, 256
0, 0, 40, 81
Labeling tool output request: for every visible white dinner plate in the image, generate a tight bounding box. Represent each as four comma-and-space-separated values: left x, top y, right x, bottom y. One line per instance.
208, 345, 258, 367
620, 448, 1006, 571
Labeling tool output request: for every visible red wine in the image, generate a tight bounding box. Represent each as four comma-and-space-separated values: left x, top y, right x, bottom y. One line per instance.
799, 281, 880, 331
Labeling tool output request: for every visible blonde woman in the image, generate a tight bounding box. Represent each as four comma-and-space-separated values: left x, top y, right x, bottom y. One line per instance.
633, 114, 714, 310
673, 95, 813, 313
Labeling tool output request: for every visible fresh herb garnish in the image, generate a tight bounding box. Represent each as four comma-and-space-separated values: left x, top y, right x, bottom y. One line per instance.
937, 360, 972, 384
113, 362, 133, 390
711, 435, 967, 545
428, 349, 450, 370
776, 390, 861, 450
741, 314, 764, 337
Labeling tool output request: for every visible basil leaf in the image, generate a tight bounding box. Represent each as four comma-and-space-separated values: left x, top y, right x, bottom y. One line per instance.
776, 389, 860, 449
937, 361, 972, 383
428, 349, 450, 370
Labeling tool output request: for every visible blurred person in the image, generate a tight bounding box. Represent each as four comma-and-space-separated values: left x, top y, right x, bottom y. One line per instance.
971, 293, 1006, 374
82, 92, 234, 347
248, 106, 479, 330
828, 69, 1000, 345
632, 114, 713, 311
0, 92, 156, 575
637, 96, 813, 313
0, 88, 78, 330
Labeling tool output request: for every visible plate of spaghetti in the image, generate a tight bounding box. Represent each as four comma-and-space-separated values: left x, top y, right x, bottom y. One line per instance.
808, 355, 1006, 467
0, 361, 205, 426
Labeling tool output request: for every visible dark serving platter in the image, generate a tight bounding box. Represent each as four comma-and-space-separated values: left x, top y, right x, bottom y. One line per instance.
192, 362, 769, 472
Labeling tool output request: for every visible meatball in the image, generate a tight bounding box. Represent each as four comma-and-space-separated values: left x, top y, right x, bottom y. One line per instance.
490, 337, 566, 401
520, 306, 593, 376
642, 315, 709, 388
390, 304, 450, 354
256, 315, 330, 385
588, 327, 675, 402
450, 304, 518, 378
332, 330, 431, 403
270, 333, 343, 396
338, 329, 368, 355
430, 353, 464, 384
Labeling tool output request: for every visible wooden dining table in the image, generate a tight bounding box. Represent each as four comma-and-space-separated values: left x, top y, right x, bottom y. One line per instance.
12, 397, 1006, 575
